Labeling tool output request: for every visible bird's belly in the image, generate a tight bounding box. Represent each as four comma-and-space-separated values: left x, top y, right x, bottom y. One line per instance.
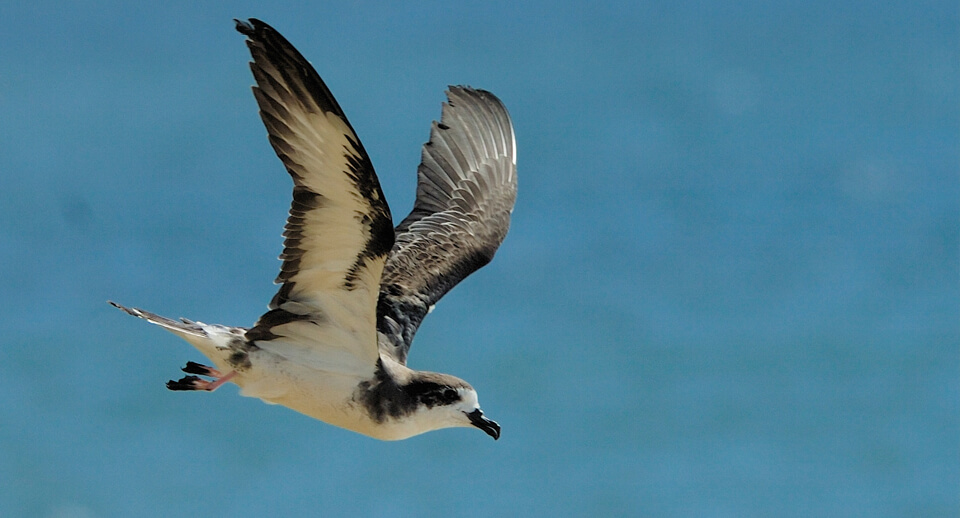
234, 356, 358, 408
224, 350, 430, 441
227, 353, 385, 436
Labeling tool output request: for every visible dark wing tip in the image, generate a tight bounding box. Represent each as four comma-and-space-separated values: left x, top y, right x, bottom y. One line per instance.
234, 18, 253, 35
234, 17, 351, 123
234, 19, 286, 53
108, 300, 137, 317
234, 18, 268, 37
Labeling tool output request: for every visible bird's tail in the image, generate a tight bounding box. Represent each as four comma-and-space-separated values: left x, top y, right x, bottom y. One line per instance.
108, 301, 208, 339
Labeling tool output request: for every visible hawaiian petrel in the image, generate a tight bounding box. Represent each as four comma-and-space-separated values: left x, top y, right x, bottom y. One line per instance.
110, 18, 516, 440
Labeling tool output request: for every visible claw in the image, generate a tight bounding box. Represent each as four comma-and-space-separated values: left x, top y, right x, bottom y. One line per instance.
167, 375, 205, 391
181, 361, 222, 377
166, 370, 237, 392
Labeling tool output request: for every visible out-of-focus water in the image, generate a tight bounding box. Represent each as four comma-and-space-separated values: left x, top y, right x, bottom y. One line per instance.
1, 1, 956, 516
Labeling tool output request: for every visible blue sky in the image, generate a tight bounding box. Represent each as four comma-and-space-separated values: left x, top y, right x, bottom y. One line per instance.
1, 1, 957, 516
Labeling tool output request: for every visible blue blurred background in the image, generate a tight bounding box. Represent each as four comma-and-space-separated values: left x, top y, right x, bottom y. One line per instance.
1, 1, 956, 516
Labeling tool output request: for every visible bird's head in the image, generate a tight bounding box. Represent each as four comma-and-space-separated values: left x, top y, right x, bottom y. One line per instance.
406, 376, 501, 440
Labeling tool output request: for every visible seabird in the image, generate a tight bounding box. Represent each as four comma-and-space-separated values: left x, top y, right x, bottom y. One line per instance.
110, 19, 516, 441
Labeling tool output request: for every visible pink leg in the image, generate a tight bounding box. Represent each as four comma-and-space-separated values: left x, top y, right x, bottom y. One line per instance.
181, 361, 223, 378
203, 371, 237, 391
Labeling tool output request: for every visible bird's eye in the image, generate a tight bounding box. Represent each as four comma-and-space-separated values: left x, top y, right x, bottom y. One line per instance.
442, 389, 458, 402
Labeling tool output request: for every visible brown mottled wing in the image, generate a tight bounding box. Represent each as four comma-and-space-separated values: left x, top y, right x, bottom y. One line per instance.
377, 87, 517, 364
236, 19, 394, 366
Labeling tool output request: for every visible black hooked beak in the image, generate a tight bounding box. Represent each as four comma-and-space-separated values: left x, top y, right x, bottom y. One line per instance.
466, 409, 501, 440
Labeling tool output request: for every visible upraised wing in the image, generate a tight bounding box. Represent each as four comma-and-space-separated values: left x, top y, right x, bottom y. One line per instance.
377, 87, 517, 364
236, 19, 394, 367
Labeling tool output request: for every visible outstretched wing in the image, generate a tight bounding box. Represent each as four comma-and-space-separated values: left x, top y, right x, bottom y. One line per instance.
236, 19, 394, 367
377, 87, 517, 364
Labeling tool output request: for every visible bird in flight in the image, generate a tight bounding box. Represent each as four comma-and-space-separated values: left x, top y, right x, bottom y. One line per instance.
110, 18, 516, 440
